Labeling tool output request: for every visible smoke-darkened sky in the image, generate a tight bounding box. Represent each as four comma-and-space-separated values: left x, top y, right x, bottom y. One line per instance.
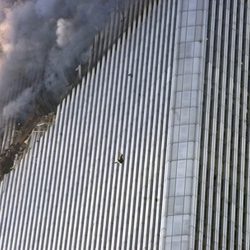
0, 0, 127, 123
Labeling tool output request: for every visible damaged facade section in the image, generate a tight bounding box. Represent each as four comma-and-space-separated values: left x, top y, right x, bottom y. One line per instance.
0, 0, 142, 182
0, 113, 55, 181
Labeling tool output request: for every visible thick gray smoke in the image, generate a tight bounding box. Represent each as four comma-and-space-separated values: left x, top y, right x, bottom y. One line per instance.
0, 0, 128, 125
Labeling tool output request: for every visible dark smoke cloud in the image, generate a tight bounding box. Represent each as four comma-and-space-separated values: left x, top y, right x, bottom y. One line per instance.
0, 0, 129, 125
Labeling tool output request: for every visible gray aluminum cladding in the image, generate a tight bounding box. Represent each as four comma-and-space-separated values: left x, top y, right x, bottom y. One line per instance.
0, 0, 173, 249
2, 0, 250, 250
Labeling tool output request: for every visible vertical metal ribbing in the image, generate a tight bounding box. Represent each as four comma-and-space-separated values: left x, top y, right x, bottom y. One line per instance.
104, 28, 123, 250
159, 0, 183, 249
141, 1, 157, 249
234, 2, 245, 249
43, 105, 64, 250
99, 40, 120, 250
117, 4, 139, 250
114, 3, 135, 247
196, 0, 250, 248
80, 63, 102, 248
150, 0, 170, 248
131, 4, 151, 249
93, 37, 112, 249
51, 97, 72, 250
127, 2, 150, 249
22, 134, 42, 250
206, 1, 224, 248
147, 0, 167, 246
13, 149, 34, 249
81, 65, 100, 249
0, 147, 20, 249
244, 114, 250, 250
97, 41, 121, 250
70, 82, 86, 250
120, 19, 142, 249
72, 72, 86, 247
147, 0, 166, 248
136, 2, 157, 249
243, 3, 250, 249
8, 155, 22, 244
66, 86, 82, 249
118, 7, 135, 249
211, 1, 230, 249
105, 44, 121, 249
1, 119, 16, 151
91, 33, 116, 250
124, 10, 139, 249
33, 117, 50, 250
90, 45, 111, 250
17, 150, 32, 250
126, 5, 145, 249
82, 68, 97, 250
31, 117, 51, 250
216, 1, 230, 250
217, 0, 234, 248
0, 163, 11, 248
74, 74, 92, 250
61, 88, 80, 250
2, 1, 241, 250
56, 91, 74, 250
84, 47, 106, 250
42, 104, 65, 250
62, 90, 78, 250
107, 9, 128, 250
199, 1, 219, 249
45, 99, 70, 250
108, 25, 127, 250
227, 0, 240, 248
27, 140, 43, 250
119, 16, 136, 250
49, 102, 68, 249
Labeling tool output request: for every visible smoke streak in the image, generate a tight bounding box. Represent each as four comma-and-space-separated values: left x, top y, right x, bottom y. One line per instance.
0, 0, 129, 125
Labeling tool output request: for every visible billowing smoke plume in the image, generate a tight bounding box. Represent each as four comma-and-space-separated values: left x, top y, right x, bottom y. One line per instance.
0, 0, 128, 126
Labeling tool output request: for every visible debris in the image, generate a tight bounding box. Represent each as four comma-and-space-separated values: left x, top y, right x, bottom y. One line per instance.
0, 113, 55, 182
75, 64, 83, 81
0, 143, 20, 181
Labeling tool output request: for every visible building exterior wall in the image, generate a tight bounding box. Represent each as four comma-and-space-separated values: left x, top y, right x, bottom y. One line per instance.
160, 1, 208, 249
1, 0, 250, 250
1, 0, 174, 249
194, 1, 250, 250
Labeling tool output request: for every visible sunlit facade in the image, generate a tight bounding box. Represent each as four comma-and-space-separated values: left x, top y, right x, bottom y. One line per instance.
1, 0, 250, 249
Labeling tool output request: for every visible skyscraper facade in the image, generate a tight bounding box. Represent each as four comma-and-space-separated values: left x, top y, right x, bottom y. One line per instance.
0, 0, 250, 250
